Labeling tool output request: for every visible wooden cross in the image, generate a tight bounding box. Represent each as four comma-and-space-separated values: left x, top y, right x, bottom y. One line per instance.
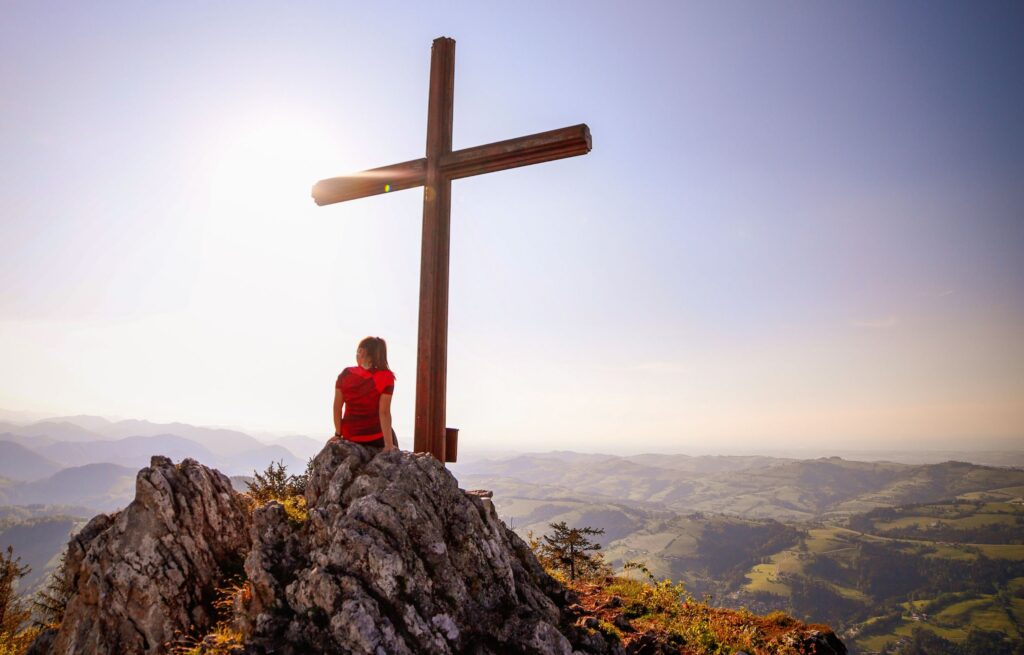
312, 37, 591, 463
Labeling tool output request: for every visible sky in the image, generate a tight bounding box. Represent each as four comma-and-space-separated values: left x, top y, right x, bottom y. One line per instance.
1, 1, 1022, 454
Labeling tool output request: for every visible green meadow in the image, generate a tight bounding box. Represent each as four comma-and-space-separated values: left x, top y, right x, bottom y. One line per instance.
482, 457, 1024, 653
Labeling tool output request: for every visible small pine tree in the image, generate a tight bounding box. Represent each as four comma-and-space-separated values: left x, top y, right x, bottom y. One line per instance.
0, 545, 34, 654
246, 461, 292, 505
32, 553, 73, 628
537, 521, 606, 581
288, 458, 315, 497
246, 459, 314, 504
245, 460, 312, 526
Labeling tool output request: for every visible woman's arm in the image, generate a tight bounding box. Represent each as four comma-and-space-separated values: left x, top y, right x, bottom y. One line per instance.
333, 388, 345, 438
379, 394, 395, 452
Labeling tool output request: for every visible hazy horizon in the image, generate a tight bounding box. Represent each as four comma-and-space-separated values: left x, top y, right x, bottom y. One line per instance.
2, 2, 1022, 454
2, 407, 1021, 465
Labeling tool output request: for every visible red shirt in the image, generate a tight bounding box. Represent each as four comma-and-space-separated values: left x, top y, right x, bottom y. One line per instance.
336, 366, 395, 442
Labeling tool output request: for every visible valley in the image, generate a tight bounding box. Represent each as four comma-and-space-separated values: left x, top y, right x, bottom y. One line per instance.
461, 453, 1024, 654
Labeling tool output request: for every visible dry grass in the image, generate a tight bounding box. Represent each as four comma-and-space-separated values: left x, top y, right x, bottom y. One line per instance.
567, 573, 840, 655
168, 577, 248, 655
0, 627, 40, 655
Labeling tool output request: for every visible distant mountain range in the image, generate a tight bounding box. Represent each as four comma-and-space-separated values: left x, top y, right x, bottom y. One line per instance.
0, 415, 330, 516
455, 453, 1024, 521
0, 414, 329, 456
0, 413, 323, 463
0, 440, 63, 481
0, 420, 102, 445
2, 415, 264, 455
0, 462, 136, 511
0, 414, 341, 642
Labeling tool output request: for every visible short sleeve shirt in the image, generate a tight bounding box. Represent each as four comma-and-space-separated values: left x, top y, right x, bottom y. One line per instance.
336, 367, 395, 442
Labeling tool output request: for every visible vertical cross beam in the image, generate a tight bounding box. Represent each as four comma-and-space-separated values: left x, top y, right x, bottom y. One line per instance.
312, 37, 591, 465
415, 37, 455, 461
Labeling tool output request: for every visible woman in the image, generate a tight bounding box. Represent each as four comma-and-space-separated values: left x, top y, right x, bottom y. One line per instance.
332, 336, 397, 452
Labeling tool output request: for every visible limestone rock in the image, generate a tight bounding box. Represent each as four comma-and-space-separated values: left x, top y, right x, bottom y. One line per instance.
239, 440, 621, 654
46, 456, 251, 654
34, 441, 845, 655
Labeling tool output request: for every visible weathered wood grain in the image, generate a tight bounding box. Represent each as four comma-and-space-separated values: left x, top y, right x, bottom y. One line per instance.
441, 124, 591, 180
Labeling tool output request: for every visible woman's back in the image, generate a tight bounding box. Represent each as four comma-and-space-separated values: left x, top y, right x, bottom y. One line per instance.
336, 366, 395, 441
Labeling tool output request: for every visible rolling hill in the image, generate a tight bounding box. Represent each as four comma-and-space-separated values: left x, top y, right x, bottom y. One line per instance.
0, 516, 84, 593
271, 434, 325, 460
35, 434, 219, 469
467, 451, 1024, 653
10, 415, 273, 456
7, 463, 137, 510
0, 420, 104, 442
460, 454, 1024, 521
93, 419, 265, 455
10, 429, 305, 477
0, 439, 63, 481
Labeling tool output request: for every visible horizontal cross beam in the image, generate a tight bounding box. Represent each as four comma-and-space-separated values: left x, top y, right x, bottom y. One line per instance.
312, 123, 591, 206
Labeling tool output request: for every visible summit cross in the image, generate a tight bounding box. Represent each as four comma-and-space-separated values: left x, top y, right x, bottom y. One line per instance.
312, 36, 591, 463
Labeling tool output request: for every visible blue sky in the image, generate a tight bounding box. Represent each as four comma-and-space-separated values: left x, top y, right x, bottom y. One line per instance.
1, 1, 1021, 452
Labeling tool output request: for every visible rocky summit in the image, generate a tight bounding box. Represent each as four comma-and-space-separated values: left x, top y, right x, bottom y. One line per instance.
240, 441, 613, 654
30, 441, 626, 654
33, 455, 251, 654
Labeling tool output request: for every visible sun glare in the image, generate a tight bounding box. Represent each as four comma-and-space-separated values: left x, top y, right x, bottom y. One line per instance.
207, 112, 333, 215
189, 109, 346, 319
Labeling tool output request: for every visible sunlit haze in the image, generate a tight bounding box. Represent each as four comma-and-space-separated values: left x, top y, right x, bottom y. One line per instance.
1, 2, 1022, 454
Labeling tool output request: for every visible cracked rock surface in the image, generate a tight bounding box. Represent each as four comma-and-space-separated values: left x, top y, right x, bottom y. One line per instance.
240, 440, 620, 654
42, 456, 251, 654
35, 442, 619, 654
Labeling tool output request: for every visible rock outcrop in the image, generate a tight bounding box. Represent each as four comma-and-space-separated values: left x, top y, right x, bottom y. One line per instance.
37, 455, 251, 654
33, 441, 846, 655
240, 441, 615, 654
35, 442, 620, 654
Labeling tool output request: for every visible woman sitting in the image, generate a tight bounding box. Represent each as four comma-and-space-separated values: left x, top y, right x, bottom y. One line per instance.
332, 336, 397, 452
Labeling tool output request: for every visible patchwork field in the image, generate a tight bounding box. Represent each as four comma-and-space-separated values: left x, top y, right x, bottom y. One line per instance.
734, 502, 1024, 653
479, 455, 1024, 653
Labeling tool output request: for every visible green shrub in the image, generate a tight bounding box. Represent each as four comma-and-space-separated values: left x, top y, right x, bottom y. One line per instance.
245, 460, 312, 525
